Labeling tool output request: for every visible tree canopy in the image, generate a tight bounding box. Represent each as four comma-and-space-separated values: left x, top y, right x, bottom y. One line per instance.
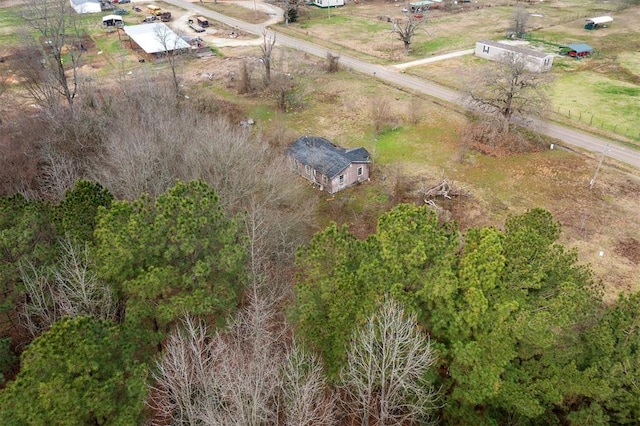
0, 316, 146, 425
95, 180, 247, 349
292, 204, 608, 423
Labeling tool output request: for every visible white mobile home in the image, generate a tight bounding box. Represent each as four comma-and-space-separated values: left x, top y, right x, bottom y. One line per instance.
312, 0, 345, 8
475, 40, 554, 72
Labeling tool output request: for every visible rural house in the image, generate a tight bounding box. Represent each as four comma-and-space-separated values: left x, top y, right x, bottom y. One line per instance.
475, 40, 554, 72
311, 0, 345, 8
70, 0, 101, 14
286, 136, 371, 194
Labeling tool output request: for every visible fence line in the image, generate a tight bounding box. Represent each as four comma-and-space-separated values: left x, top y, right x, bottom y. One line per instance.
555, 106, 640, 143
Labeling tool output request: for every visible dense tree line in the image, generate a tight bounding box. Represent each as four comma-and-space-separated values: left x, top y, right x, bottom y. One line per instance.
3, 183, 640, 423
292, 204, 640, 424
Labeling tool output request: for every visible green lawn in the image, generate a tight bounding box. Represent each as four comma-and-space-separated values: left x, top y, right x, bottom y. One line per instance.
552, 71, 640, 142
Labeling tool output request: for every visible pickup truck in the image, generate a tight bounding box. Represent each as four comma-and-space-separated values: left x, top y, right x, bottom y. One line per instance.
188, 19, 205, 33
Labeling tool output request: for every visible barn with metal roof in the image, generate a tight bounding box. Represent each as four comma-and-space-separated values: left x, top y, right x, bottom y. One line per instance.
560, 43, 593, 58
123, 23, 190, 56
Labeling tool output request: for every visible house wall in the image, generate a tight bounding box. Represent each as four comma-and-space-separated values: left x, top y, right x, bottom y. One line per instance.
288, 156, 369, 194
313, 0, 345, 8
326, 163, 370, 194
474, 42, 553, 72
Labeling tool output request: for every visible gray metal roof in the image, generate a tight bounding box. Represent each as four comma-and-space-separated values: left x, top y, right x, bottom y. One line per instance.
123, 23, 190, 54
286, 136, 371, 179
478, 39, 552, 59
70, 0, 99, 5
562, 43, 593, 53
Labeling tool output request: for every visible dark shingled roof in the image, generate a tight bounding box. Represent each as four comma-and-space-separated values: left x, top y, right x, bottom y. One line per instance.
286, 136, 371, 179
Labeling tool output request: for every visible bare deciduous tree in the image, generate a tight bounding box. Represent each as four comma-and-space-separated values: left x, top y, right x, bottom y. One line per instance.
391, 12, 427, 55
340, 298, 439, 426
261, 31, 277, 85
19, 0, 84, 107
326, 52, 340, 73
19, 237, 117, 337
154, 23, 187, 94
151, 316, 215, 425
509, 7, 530, 39
283, 0, 304, 25
465, 52, 553, 134
152, 297, 288, 425
370, 96, 393, 134
281, 341, 335, 426
270, 72, 295, 112
238, 60, 254, 95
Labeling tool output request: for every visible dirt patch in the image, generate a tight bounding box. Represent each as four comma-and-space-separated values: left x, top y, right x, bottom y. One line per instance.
615, 237, 640, 265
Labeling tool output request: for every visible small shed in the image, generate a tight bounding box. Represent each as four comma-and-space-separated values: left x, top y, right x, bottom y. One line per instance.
312, 0, 344, 8
286, 136, 371, 194
102, 15, 124, 28
475, 40, 554, 72
584, 16, 613, 30
560, 43, 593, 58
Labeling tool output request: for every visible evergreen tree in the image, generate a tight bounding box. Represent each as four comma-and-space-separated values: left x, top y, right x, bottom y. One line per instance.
0, 316, 147, 425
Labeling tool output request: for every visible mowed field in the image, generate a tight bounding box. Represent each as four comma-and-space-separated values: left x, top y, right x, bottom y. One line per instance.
0, 0, 639, 299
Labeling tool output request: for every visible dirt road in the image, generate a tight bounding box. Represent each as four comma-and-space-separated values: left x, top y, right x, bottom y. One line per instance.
162, 0, 640, 170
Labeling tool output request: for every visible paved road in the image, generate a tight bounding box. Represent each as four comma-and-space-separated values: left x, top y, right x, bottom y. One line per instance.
163, 0, 640, 170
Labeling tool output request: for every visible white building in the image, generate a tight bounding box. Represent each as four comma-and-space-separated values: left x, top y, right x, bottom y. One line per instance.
123, 23, 191, 57
312, 0, 345, 8
70, 0, 101, 14
475, 40, 554, 72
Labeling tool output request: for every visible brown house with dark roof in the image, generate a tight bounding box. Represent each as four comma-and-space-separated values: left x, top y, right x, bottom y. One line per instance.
286, 136, 371, 194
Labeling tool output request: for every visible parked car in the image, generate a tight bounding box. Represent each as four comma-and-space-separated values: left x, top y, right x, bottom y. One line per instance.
142, 15, 157, 23
133, 6, 142, 12
119, 0, 131, 3
114, 8, 129, 15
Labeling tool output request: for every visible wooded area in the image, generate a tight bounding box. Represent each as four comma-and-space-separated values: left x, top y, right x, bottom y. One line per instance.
2, 176, 640, 423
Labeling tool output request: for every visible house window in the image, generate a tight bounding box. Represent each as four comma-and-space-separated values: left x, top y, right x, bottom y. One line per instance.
323, 175, 328, 184
482, 45, 490, 53
544, 58, 550, 66
357, 166, 363, 176
339, 175, 345, 185
305, 165, 311, 175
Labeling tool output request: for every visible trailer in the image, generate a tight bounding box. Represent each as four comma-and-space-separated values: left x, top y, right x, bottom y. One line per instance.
584, 16, 613, 30
188, 19, 205, 33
